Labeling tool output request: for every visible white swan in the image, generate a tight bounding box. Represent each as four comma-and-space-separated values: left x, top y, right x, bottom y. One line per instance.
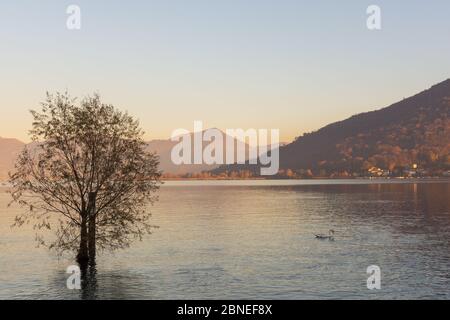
315, 229, 335, 240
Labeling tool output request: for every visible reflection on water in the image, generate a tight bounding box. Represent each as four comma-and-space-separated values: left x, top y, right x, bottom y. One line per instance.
0, 180, 449, 299
80, 264, 97, 300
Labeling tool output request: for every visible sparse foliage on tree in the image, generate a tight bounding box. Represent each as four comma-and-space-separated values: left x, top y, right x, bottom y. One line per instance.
9, 92, 161, 265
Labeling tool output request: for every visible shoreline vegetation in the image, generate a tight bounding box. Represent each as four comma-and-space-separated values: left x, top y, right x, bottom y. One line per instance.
159, 168, 450, 180
2, 168, 449, 184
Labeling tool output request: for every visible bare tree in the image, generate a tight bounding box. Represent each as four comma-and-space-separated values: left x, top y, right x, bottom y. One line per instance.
9, 92, 161, 266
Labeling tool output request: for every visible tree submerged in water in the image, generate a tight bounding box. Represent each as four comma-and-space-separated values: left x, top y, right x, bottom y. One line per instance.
9, 92, 161, 266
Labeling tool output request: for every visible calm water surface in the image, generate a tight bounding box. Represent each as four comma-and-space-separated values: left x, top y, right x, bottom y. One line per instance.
0, 180, 449, 299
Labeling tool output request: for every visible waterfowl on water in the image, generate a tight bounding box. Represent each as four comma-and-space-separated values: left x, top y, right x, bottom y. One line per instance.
315, 229, 335, 240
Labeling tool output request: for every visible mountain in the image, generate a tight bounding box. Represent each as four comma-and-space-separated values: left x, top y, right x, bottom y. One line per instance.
147, 130, 253, 176
0, 130, 254, 180
0, 137, 25, 181
214, 79, 450, 177
3, 80, 449, 179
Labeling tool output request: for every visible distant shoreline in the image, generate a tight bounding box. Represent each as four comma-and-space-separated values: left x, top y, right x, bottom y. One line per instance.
160, 176, 450, 182
1, 177, 449, 186
160, 177, 450, 183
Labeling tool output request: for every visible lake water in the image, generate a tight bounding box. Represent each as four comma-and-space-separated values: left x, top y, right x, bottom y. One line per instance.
0, 180, 449, 300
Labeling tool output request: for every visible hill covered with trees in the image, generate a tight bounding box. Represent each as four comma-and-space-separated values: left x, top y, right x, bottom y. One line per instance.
213, 79, 450, 178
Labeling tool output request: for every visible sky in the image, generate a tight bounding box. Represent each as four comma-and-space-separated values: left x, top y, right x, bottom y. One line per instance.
1, 0, 450, 143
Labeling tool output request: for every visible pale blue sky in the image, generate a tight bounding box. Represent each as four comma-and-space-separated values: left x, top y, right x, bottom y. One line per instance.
1, 0, 449, 142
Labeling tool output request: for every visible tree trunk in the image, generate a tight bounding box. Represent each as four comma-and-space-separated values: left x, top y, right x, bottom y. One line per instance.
77, 213, 89, 266
88, 192, 97, 264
